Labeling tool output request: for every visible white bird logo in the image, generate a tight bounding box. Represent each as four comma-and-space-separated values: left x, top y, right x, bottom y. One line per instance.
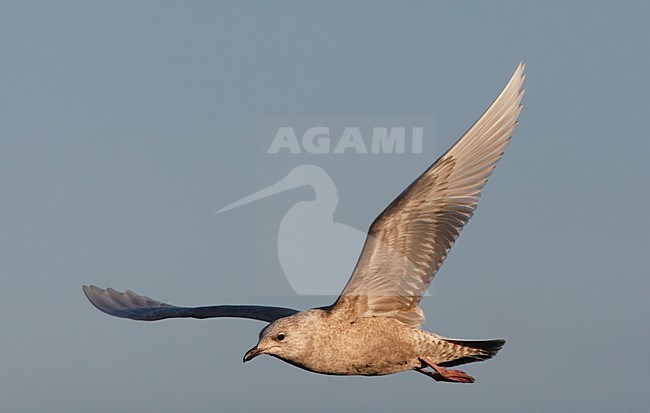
216, 164, 366, 295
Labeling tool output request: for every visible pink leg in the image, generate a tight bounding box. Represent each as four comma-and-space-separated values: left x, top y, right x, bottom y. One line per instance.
418, 356, 475, 384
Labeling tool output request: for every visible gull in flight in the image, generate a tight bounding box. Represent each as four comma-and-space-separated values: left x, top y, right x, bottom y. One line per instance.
84, 63, 525, 383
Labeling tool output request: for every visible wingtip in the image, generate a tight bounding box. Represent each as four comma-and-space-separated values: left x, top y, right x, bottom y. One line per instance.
513, 63, 525, 84
82, 284, 96, 299
82, 284, 111, 314
505, 63, 526, 101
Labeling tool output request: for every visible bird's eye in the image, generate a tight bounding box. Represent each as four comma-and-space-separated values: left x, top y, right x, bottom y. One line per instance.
277, 333, 285, 341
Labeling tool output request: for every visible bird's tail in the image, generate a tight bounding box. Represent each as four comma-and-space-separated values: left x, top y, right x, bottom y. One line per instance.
438, 338, 505, 367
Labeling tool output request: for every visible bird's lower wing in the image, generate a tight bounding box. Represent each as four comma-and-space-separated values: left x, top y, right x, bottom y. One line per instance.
82, 286, 299, 323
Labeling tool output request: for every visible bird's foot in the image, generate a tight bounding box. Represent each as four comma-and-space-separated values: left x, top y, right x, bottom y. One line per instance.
418, 356, 475, 383
421, 368, 475, 383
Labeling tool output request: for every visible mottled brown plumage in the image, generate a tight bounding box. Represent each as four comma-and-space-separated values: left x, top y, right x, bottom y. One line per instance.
83, 63, 524, 383
242, 309, 503, 380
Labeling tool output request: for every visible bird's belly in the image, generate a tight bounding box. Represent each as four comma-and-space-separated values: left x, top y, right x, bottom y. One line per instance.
293, 353, 416, 376
293, 319, 422, 376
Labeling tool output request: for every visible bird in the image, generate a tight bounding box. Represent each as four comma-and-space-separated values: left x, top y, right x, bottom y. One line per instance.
216, 164, 366, 295
83, 63, 525, 383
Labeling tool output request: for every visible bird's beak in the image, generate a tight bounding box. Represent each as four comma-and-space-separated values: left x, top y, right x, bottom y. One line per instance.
243, 346, 264, 363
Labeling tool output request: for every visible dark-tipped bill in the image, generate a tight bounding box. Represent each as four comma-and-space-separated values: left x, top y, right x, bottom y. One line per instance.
243, 346, 264, 363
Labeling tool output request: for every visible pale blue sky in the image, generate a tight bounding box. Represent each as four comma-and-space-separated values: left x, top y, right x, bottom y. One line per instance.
1, 1, 649, 412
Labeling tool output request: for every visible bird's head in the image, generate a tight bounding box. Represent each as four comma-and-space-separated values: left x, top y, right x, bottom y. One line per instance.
243, 311, 314, 364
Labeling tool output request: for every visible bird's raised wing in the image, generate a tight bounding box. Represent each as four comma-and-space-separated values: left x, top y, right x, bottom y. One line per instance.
83, 286, 299, 323
331, 63, 525, 327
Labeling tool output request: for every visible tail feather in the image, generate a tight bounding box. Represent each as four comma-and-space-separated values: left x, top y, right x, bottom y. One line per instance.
438, 338, 505, 368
